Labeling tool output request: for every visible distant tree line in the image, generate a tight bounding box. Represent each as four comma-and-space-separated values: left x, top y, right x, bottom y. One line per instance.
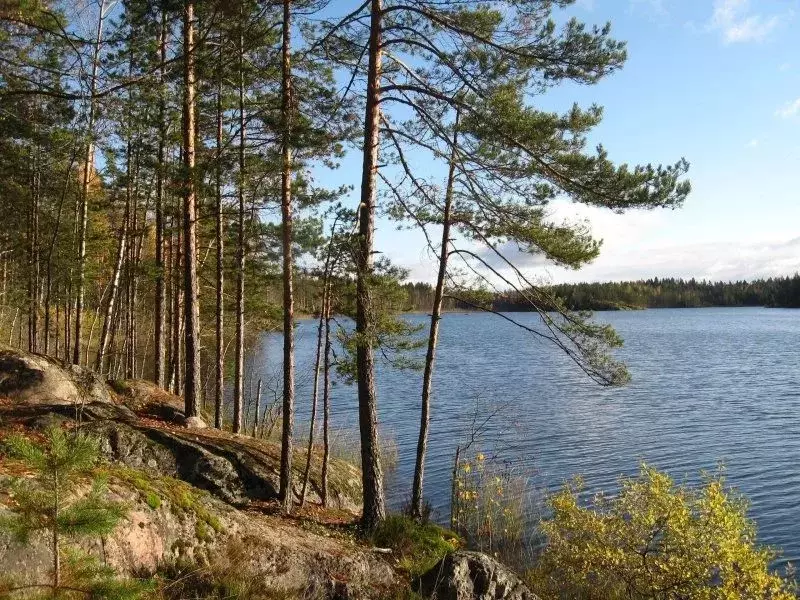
402, 276, 800, 312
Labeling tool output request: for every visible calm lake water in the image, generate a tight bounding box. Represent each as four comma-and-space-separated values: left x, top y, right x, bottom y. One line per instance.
249, 307, 800, 565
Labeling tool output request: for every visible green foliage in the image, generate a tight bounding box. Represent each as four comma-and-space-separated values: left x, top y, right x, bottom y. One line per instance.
144, 492, 161, 511
334, 257, 426, 382
0, 427, 150, 599
371, 515, 460, 577
528, 465, 797, 600
1, 427, 120, 542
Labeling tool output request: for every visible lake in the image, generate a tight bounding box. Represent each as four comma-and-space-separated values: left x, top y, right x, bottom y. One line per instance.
248, 307, 800, 565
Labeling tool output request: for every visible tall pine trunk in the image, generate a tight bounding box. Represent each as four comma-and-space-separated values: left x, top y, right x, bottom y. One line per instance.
279, 0, 295, 514
214, 42, 225, 429
182, 0, 201, 418
154, 10, 168, 388
232, 13, 246, 434
356, 0, 386, 530
411, 119, 459, 517
27, 145, 40, 353
74, 2, 104, 365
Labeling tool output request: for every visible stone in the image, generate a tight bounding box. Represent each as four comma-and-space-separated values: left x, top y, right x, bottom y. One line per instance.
184, 416, 207, 429
416, 551, 539, 600
0, 346, 111, 405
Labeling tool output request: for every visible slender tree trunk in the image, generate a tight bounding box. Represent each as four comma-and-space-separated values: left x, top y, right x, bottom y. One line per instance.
449, 445, 461, 530
95, 204, 128, 372
279, 0, 295, 513
172, 215, 183, 395
411, 119, 459, 517
26, 151, 39, 352
321, 288, 332, 508
140, 326, 152, 378
85, 305, 100, 367
300, 287, 325, 507
182, 0, 201, 418
27, 146, 40, 353
355, 0, 386, 530
9, 307, 18, 347
55, 291, 60, 357
214, 42, 225, 429
232, 13, 246, 434
64, 283, 70, 361
127, 151, 145, 379
252, 378, 262, 437
74, 2, 105, 365
123, 128, 137, 377
153, 10, 168, 388
43, 150, 76, 357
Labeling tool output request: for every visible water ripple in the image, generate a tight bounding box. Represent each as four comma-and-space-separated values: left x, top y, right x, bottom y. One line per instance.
251, 307, 800, 560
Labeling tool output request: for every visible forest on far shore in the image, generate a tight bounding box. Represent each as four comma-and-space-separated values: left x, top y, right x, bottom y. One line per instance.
403, 274, 800, 312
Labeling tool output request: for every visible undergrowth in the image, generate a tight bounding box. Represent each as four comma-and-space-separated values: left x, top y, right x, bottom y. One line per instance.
370, 515, 460, 578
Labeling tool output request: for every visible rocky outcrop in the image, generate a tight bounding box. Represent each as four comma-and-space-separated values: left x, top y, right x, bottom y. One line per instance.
6, 400, 361, 511
0, 347, 388, 598
416, 551, 539, 600
107, 378, 185, 421
0, 346, 361, 512
0, 345, 111, 405
0, 475, 396, 599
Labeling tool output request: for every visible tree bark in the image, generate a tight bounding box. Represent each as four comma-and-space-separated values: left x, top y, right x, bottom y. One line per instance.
252, 378, 262, 437
27, 145, 40, 353
300, 286, 325, 508
214, 41, 225, 429
321, 286, 332, 508
355, 0, 386, 531
95, 201, 128, 372
182, 0, 201, 418
232, 11, 246, 434
411, 118, 459, 518
43, 150, 76, 357
154, 9, 168, 388
74, 1, 105, 365
279, 0, 295, 514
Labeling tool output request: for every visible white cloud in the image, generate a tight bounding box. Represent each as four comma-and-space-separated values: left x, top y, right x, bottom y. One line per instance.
779, 62, 792, 72
746, 138, 759, 148
479, 236, 800, 285
708, 0, 780, 44
776, 98, 800, 119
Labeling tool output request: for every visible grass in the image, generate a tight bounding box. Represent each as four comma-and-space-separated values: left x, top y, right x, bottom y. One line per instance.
371, 515, 461, 578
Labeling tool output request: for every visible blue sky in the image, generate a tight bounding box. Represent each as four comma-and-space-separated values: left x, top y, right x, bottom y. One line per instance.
332, 0, 800, 284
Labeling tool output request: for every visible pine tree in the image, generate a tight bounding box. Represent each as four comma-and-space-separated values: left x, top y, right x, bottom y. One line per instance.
0, 427, 148, 599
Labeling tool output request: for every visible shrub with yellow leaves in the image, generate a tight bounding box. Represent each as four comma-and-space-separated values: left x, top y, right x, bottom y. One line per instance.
527, 464, 796, 600
450, 449, 531, 563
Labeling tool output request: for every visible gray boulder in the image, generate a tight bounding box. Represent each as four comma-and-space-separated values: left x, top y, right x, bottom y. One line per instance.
416, 551, 539, 600
0, 346, 111, 405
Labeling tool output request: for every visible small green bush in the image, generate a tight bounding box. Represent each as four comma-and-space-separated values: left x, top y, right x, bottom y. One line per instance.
371, 515, 460, 577
145, 492, 162, 510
